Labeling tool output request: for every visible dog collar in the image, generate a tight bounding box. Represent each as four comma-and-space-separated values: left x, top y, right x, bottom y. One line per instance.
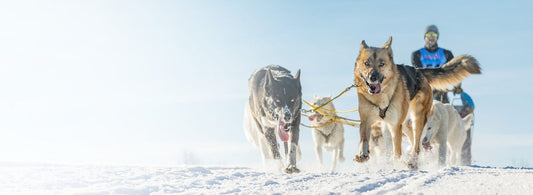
379, 106, 389, 119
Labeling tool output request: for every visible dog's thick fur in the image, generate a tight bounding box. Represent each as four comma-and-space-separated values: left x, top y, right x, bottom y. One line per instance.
420, 101, 471, 166
353, 37, 481, 169
243, 65, 302, 173
307, 95, 345, 171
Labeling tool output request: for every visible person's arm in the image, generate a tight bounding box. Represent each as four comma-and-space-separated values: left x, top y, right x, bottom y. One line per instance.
444, 49, 454, 62
411, 50, 422, 68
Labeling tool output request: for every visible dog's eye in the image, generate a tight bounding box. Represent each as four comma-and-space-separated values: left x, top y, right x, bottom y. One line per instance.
379, 62, 385, 67
364, 61, 370, 67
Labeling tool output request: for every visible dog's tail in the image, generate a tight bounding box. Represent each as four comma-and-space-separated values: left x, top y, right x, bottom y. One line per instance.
420, 55, 481, 91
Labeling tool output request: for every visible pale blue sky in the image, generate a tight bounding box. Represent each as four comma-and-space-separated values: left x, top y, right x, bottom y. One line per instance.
0, 0, 531, 167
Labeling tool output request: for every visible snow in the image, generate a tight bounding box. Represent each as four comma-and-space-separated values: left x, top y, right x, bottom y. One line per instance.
1, 162, 532, 194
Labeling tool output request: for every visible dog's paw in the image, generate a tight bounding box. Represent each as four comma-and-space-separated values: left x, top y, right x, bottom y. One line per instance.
407, 162, 418, 170
407, 157, 419, 170
339, 155, 345, 163
353, 154, 369, 163
284, 165, 300, 174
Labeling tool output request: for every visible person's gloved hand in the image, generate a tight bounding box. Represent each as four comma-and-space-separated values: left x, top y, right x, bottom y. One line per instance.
453, 86, 463, 95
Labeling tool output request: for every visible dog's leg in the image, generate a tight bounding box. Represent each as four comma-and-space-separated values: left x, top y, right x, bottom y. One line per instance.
439, 135, 447, 166
461, 128, 472, 165
449, 143, 459, 166
331, 148, 338, 172
391, 123, 403, 160
408, 117, 427, 170
265, 127, 281, 159
315, 145, 323, 166
258, 135, 272, 161
402, 119, 414, 146
411, 118, 425, 156
354, 120, 370, 163
447, 140, 461, 166
449, 126, 464, 166
339, 138, 345, 162
409, 100, 433, 170
285, 128, 300, 174
284, 142, 289, 157
381, 125, 393, 160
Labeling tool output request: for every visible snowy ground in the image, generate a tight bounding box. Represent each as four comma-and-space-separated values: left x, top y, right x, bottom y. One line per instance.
1, 162, 532, 194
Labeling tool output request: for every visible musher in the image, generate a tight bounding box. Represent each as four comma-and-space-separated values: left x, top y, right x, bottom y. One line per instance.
411, 24, 462, 103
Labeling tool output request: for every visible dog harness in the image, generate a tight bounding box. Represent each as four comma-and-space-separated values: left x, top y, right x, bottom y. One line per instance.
397, 64, 423, 100
419, 48, 447, 68
372, 65, 422, 119
318, 123, 333, 143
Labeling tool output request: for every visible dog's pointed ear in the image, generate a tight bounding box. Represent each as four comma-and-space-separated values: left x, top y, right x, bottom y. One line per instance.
360, 40, 369, 50
383, 36, 394, 59
383, 36, 392, 49
264, 69, 274, 88
293, 69, 301, 81
294, 69, 302, 92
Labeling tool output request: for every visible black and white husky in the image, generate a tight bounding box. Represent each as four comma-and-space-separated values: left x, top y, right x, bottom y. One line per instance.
243, 65, 302, 173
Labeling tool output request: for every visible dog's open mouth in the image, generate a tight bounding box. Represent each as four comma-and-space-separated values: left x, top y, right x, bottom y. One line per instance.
422, 141, 432, 150
367, 82, 382, 95
278, 120, 290, 142
308, 113, 323, 122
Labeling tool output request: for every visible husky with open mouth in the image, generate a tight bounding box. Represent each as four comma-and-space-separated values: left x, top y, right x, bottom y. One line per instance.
419, 101, 473, 166
307, 95, 345, 172
243, 65, 302, 173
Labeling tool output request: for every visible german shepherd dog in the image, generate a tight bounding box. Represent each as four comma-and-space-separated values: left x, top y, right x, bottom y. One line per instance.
353, 37, 480, 169
243, 65, 302, 173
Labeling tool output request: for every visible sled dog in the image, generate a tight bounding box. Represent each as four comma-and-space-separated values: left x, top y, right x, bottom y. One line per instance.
353, 37, 481, 169
243, 65, 302, 173
307, 95, 345, 171
420, 101, 473, 166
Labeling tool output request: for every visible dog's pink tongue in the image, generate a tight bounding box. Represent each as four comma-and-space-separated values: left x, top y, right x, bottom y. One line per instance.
278, 122, 290, 142
370, 83, 381, 94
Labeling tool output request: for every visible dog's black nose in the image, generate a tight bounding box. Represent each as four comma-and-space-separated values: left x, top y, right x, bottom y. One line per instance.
284, 114, 291, 122
422, 137, 428, 143
370, 71, 380, 82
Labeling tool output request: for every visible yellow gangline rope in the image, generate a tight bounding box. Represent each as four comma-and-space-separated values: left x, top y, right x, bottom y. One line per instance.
303, 101, 360, 127
299, 83, 362, 128
302, 99, 358, 114
305, 83, 359, 113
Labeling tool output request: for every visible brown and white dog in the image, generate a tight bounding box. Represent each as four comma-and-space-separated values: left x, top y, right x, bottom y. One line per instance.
353, 37, 480, 169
